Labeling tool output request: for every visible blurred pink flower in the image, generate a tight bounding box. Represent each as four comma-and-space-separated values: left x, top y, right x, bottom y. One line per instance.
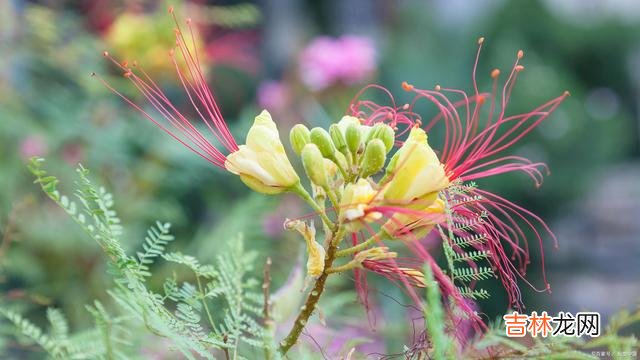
19, 135, 47, 160
299, 35, 376, 91
62, 142, 84, 166
257, 80, 290, 113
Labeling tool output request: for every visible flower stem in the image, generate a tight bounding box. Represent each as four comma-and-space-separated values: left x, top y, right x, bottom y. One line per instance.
336, 231, 386, 257
278, 226, 345, 355
292, 183, 335, 231
326, 260, 360, 274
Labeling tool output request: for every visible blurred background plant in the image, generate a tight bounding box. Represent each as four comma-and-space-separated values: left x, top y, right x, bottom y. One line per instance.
1, 0, 639, 358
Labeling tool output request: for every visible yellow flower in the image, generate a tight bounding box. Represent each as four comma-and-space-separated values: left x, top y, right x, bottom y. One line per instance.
286, 220, 325, 277
105, 12, 203, 78
382, 198, 446, 241
382, 127, 449, 205
225, 110, 300, 194
340, 179, 382, 231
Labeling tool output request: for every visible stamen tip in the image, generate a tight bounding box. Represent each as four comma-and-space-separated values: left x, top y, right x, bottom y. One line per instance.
401, 81, 414, 91
434, 84, 441, 91
491, 68, 500, 79
477, 37, 485, 45
515, 65, 525, 72
186, 18, 192, 24
168, 6, 174, 14
563, 90, 571, 97
517, 50, 524, 59
90, 72, 96, 77
102, 51, 109, 57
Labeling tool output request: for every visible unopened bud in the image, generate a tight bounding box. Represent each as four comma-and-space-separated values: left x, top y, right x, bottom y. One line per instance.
367, 123, 395, 152
301, 144, 328, 187
289, 124, 311, 155
345, 124, 362, 156
360, 139, 386, 178
310, 127, 336, 158
332, 151, 349, 173
354, 247, 397, 264
329, 124, 347, 153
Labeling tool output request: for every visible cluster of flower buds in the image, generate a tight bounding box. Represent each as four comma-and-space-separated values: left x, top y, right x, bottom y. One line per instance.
290, 116, 395, 185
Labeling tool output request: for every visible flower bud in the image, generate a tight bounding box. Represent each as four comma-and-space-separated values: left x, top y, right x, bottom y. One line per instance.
337, 115, 360, 129
309, 127, 336, 158
340, 179, 382, 232
345, 124, 362, 156
360, 139, 386, 178
289, 124, 311, 155
354, 247, 397, 264
329, 123, 347, 153
332, 151, 349, 173
301, 144, 328, 187
226, 110, 300, 194
367, 123, 395, 152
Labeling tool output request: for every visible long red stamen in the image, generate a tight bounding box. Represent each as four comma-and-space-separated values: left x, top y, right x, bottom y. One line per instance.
96, 10, 238, 170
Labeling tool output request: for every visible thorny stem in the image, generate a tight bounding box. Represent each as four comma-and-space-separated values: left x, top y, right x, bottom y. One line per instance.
278, 225, 346, 355
336, 231, 386, 257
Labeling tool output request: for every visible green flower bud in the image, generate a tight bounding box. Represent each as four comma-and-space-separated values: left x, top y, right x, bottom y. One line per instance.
360, 139, 386, 178
333, 151, 349, 173
368, 123, 395, 152
345, 124, 362, 156
301, 144, 328, 187
289, 124, 311, 155
309, 127, 336, 158
329, 123, 347, 153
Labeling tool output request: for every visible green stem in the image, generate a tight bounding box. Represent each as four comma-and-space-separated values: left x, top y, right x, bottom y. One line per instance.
196, 275, 216, 330
323, 186, 340, 212
292, 183, 335, 231
336, 231, 386, 257
278, 226, 346, 354
326, 260, 361, 274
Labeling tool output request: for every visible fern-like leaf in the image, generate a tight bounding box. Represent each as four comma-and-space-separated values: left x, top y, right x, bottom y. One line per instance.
452, 267, 494, 282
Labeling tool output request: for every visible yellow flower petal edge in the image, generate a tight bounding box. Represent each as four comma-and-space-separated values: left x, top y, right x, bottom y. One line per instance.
382, 127, 449, 205
225, 110, 300, 194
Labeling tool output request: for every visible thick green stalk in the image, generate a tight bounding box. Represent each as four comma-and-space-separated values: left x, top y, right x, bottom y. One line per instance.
278, 226, 345, 354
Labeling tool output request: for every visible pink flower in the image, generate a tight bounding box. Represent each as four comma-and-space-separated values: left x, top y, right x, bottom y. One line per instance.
19, 135, 48, 160
256, 80, 289, 113
61, 142, 84, 166
299, 35, 376, 91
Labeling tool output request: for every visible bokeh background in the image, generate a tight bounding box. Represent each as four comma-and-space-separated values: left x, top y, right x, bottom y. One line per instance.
1, 0, 639, 357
